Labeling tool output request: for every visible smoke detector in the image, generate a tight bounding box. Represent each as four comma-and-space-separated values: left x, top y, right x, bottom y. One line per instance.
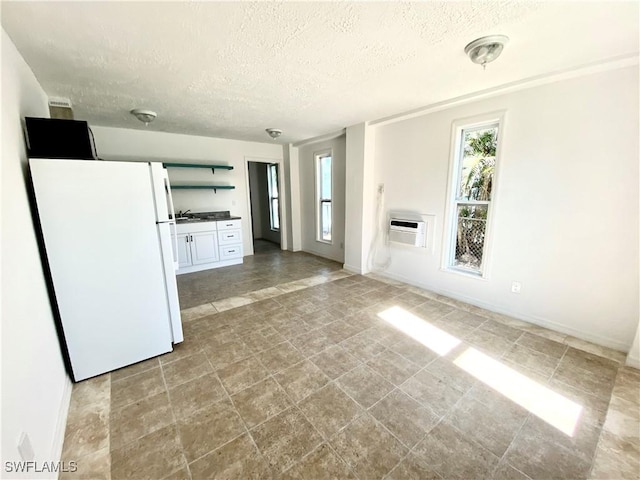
464, 35, 509, 69
130, 109, 157, 125
265, 128, 282, 140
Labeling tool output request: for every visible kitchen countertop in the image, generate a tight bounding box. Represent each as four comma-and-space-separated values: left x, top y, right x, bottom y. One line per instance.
175, 216, 241, 224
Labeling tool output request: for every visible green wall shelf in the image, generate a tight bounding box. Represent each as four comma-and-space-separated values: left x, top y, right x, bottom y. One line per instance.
171, 185, 235, 193
163, 162, 234, 174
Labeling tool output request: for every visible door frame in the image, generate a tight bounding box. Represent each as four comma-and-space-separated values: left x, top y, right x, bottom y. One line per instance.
244, 156, 287, 255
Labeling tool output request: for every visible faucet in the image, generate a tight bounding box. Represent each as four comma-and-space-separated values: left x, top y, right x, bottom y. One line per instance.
176, 209, 191, 218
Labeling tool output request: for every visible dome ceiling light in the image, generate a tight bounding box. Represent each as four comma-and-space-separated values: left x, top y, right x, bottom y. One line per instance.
265, 128, 282, 140
464, 35, 509, 70
130, 109, 157, 125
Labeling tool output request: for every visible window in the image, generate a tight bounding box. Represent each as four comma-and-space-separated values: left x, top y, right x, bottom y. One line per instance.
446, 120, 501, 275
315, 152, 332, 243
267, 163, 279, 231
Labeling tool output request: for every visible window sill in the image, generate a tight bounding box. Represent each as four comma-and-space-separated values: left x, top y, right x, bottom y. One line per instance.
441, 266, 489, 281
316, 239, 333, 245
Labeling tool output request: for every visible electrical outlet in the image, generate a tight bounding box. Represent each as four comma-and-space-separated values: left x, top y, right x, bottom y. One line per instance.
377, 184, 384, 194
511, 281, 521, 294
340, 242, 344, 249
17, 432, 34, 461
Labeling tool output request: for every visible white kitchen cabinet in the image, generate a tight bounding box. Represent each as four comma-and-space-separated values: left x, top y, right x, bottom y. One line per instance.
174, 219, 243, 274
177, 233, 192, 268
191, 231, 219, 264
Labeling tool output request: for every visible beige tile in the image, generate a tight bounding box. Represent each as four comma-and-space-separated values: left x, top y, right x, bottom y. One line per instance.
110, 424, 184, 480
240, 326, 286, 353
289, 330, 335, 357
61, 402, 109, 464
386, 452, 442, 480
298, 383, 363, 439
516, 332, 567, 358
389, 335, 440, 366
413, 422, 499, 479
69, 374, 111, 412
180, 303, 217, 322
189, 433, 271, 479
502, 343, 562, 378
310, 345, 361, 380
217, 355, 269, 394
274, 360, 329, 403
204, 339, 253, 370
168, 372, 226, 419
339, 330, 386, 362
110, 367, 165, 410
491, 461, 531, 480
177, 399, 245, 462
281, 443, 356, 479
110, 391, 174, 449
463, 328, 515, 357
161, 465, 190, 480
552, 362, 616, 401
589, 430, 640, 480
563, 336, 627, 364
60, 447, 110, 480
477, 319, 523, 342
424, 357, 477, 393
232, 377, 292, 428
331, 413, 407, 479
603, 396, 640, 445
563, 347, 620, 377
162, 351, 213, 389
504, 417, 591, 480
445, 394, 528, 457
250, 407, 323, 474
370, 389, 439, 448
246, 286, 283, 301
257, 341, 305, 373
159, 339, 204, 365
213, 295, 254, 312
400, 369, 464, 417
366, 349, 421, 385
335, 365, 394, 408
111, 357, 159, 382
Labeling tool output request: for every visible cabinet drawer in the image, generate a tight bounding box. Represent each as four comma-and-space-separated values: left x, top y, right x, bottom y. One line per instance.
217, 219, 241, 230
175, 221, 217, 234
218, 229, 241, 245
219, 244, 242, 259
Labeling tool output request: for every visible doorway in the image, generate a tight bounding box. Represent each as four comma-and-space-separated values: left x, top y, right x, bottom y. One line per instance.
247, 161, 282, 254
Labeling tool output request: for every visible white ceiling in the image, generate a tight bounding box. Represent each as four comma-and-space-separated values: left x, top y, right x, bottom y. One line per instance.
2, 1, 638, 143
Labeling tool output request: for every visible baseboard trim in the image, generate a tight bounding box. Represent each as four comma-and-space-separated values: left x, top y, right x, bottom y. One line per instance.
343, 264, 364, 275
626, 353, 640, 369
51, 376, 72, 464
376, 269, 630, 353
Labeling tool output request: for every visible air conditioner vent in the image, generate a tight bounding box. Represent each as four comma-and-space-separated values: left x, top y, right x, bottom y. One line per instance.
48, 97, 72, 108
389, 217, 426, 247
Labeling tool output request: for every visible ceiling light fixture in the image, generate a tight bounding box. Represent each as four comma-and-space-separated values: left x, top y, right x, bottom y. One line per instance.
130, 109, 157, 126
265, 128, 282, 140
464, 35, 509, 70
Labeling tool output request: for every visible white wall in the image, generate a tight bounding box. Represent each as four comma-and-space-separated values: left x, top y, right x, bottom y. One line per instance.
1, 29, 72, 476
298, 135, 346, 263
371, 66, 639, 352
92, 126, 282, 256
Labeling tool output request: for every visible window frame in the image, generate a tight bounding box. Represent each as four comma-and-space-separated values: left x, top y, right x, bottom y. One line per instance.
442, 112, 506, 279
267, 163, 280, 231
314, 149, 333, 244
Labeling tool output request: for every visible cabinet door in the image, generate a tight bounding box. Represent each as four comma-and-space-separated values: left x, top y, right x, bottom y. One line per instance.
190, 231, 219, 265
176, 234, 192, 268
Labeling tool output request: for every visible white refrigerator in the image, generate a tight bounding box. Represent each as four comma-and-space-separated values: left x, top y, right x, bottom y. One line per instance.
29, 158, 183, 381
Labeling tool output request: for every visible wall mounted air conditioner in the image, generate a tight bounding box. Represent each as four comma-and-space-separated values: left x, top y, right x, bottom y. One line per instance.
389, 218, 426, 247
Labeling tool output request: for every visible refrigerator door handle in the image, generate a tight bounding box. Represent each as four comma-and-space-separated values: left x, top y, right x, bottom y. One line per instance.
169, 220, 179, 270
163, 169, 177, 221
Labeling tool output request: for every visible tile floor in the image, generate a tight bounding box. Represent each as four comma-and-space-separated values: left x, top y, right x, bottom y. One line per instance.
61, 251, 639, 480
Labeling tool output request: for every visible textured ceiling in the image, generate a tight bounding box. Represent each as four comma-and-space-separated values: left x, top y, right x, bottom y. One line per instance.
2, 1, 638, 143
